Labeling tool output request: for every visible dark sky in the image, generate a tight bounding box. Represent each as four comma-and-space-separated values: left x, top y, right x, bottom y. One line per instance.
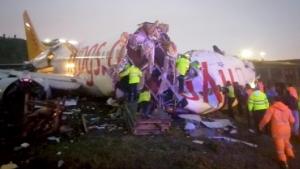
1, 0, 299, 60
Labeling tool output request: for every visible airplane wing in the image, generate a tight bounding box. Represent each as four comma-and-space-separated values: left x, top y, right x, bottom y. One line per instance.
0, 69, 82, 90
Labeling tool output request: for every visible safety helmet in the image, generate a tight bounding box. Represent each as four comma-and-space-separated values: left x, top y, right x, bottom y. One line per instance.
181, 53, 190, 59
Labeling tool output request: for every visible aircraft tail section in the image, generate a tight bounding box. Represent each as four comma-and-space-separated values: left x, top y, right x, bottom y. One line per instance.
23, 10, 46, 60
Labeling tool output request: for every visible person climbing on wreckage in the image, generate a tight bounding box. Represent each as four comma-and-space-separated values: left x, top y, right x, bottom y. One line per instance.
138, 86, 152, 119
176, 53, 190, 94
118, 62, 143, 102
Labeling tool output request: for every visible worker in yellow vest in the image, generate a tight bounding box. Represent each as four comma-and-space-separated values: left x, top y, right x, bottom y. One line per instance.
138, 86, 152, 118
119, 63, 142, 102
248, 87, 269, 132
117, 63, 130, 93
176, 54, 190, 93
226, 81, 236, 118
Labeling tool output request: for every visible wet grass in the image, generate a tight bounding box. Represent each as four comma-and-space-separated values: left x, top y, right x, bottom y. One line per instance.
11, 124, 296, 169
23, 129, 210, 169
1, 106, 300, 169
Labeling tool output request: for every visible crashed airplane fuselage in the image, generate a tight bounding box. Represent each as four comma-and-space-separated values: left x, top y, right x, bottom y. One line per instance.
0, 11, 256, 115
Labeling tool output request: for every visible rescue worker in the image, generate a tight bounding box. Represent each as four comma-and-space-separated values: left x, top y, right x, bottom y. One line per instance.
259, 97, 295, 169
138, 86, 152, 118
176, 54, 190, 93
117, 63, 130, 94
119, 63, 142, 102
245, 83, 254, 128
245, 83, 253, 99
256, 78, 264, 92
266, 82, 278, 103
225, 81, 236, 118
283, 89, 299, 137
248, 87, 269, 132
287, 83, 298, 100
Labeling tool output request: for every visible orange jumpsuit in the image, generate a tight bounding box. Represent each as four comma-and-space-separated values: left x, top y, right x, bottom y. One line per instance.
259, 101, 295, 163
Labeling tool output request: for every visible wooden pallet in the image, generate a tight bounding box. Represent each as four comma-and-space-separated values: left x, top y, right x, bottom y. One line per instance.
133, 116, 171, 135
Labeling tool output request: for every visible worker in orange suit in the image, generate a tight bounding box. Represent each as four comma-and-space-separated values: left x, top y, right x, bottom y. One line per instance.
259, 97, 295, 169
287, 83, 298, 100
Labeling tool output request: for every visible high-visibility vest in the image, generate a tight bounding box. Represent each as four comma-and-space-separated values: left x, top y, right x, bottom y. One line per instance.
176, 56, 190, 76
119, 65, 142, 84
227, 85, 235, 98
248, 90, 269, 111
128, 65, 142, 84
138, 90, 151, 103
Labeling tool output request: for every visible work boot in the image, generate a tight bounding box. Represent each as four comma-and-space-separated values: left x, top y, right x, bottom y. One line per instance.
278, 161, 289, 169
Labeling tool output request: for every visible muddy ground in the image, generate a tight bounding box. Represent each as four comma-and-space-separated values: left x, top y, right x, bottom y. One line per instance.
0, 98, 299, 169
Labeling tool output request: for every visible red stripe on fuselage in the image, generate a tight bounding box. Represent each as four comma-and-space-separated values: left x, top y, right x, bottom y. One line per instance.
218, 70, 226, 85
182, 80, 199, 100
228, 68, 234, 83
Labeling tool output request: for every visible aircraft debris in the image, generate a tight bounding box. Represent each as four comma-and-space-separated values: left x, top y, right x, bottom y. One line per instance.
210, 136, 258, 148
81, 114, 88, 133
133, 116, 171, 135
200, 118, 235, 129
248, 129, 255, 134
192, 140, 204, 145
13, 142, 30, 151
62, 111, 74, 115
63, 98, 78, 107
88, 125, 105, 130
106, 97, 119, 107
187, 127, 219, 138
20, 142, 30, 148
179, 114, 202, 122
184, 122, 196, 131
47, 136, 60, 143
57, 160, 64, 168
0, 162, 18, 169
229, 129, 238, 134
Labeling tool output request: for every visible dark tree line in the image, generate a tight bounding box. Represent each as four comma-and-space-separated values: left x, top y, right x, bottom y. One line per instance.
0, 37, 27, 64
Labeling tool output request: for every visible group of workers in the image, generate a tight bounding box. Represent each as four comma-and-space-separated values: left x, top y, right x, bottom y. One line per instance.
225, 80, 299, 169
117, 52, 298, 168
118, 62, 152, 119
117, 53, 191, 119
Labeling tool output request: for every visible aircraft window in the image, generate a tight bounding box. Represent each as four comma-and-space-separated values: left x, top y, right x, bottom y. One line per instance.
217, 62, 224, 67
